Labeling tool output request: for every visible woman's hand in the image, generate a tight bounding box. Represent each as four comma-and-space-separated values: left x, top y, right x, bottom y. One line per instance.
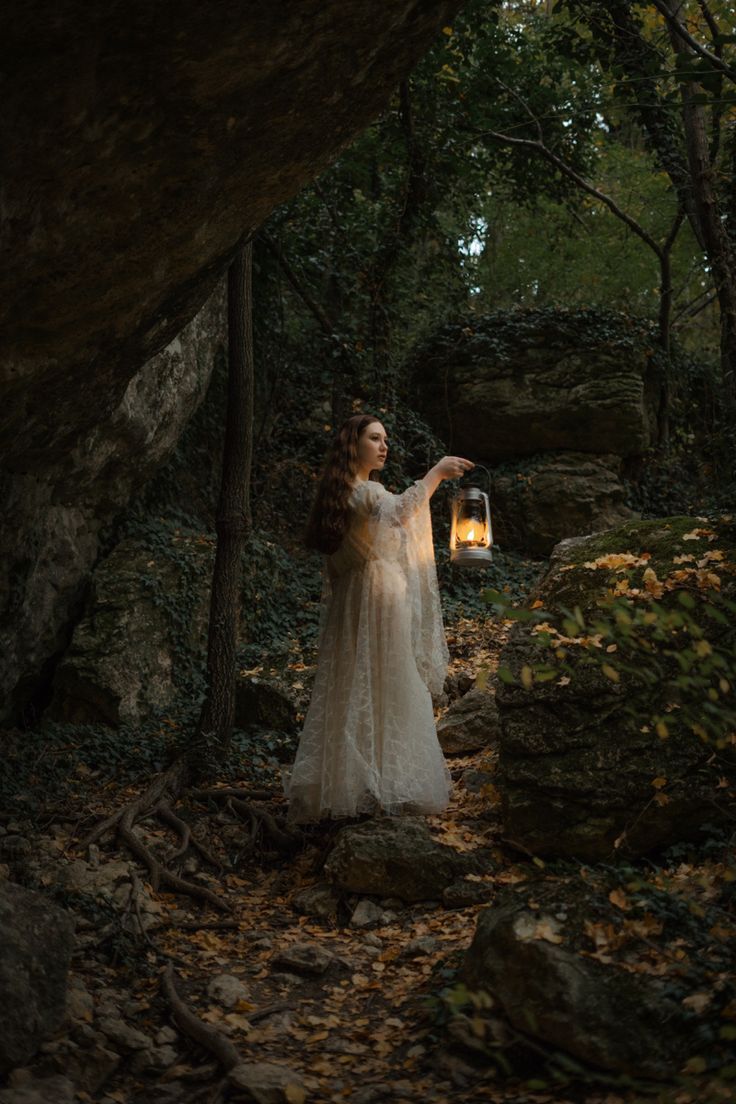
434, 456, 475, 481
420, 456, 475, 499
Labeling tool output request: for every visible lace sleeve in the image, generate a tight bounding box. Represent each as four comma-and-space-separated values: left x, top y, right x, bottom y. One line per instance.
355, 478, 449, 696
355, 478, 428, 525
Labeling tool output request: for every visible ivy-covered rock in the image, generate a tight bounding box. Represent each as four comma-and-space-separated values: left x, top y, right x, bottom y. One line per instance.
1, 283, 225, 727
48, 536, 212, 726
462, 877, 700, 1079
491, 451, 636, 555
409, 308, 662, 460
495, 515, 736, 860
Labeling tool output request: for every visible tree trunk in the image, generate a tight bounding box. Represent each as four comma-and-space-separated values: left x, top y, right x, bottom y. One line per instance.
191, 241, 254, 776
668, 5, 736, 402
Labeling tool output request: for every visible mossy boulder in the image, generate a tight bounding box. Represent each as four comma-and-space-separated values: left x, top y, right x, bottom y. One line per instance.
409, 308, 662, 460
48, 535, 212, 726
462, 877, 698, 1079
495, 515, 736, 860
323, 817, 478, 902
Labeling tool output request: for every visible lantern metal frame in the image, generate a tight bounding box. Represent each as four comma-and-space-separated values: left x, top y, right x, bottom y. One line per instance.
449, 464, 493, 567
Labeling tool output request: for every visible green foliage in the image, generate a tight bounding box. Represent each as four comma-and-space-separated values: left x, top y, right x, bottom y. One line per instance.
0, 717, 179, 809
484, 564, 736, 750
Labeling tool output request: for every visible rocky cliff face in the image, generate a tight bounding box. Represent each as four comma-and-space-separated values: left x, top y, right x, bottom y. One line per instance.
409, 308, 663, 552
0, 0, 461, 721
0, 284, 226, 724
1, 0, 461, 471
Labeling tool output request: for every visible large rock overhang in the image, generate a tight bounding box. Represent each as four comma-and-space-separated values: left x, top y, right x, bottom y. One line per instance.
0, 0, 462, 469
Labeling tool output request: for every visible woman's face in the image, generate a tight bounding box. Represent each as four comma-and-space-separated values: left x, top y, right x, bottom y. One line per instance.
357, 421, 388, 474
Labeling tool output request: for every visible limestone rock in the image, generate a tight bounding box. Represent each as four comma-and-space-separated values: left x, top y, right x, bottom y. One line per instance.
491, 452, 636, 555
96, 1015, 153, 1052
207, 974, 251, 1009
48, 536, 211, 725
1, 283, 225, 726
235, 675, 299, 733
437, 688, 501, 754
323, 817, 476, 902
2, 0, 462, 724
270, 942, 334, 976
0, 1074, 75, 1104
495, 515, 736, 859
0, 882, 76, 1072
462, 880, 693, 1078
350, 899, 387, 929
410, 308, 662, 460
227, 1061, 306, 1103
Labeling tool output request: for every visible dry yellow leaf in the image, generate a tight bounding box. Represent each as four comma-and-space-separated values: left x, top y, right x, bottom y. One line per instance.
608, 887, 630, 911
534, 920, 563, 944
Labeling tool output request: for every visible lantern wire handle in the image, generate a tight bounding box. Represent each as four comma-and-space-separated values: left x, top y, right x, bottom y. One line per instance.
456, 462, 491, 497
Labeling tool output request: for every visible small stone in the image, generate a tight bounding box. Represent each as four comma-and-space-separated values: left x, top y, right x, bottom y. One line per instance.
402, 936, 440, 958
207, 974, 251, 1009
97, 1015, 152, 1051
129, 1043, 178, 1075
461, 768, 496, 794
291, 882, 339, 919
349, 899, 383, 929
0, 1074, 75, 1104
65, 983, 94, 1025
269, 972, 305, 986
227, 1061, 305, 1104
271, 941, 334, 976
362, 932, 382, 948
443, 879, 495, 908
155, 1025, 178, 1045
57, 1044, 120, 1095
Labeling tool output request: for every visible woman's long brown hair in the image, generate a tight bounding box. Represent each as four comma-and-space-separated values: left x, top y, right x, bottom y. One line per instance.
303, 414, 382, 554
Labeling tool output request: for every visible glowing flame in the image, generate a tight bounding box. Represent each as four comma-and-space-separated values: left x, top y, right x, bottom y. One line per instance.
457, 520, 483, 544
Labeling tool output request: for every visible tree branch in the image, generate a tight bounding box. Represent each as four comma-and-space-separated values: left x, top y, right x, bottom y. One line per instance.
478, 128, 663, 259
651, 0, 736, 84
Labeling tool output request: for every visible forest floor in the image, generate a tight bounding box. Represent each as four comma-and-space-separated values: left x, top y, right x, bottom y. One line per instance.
4, 614, 734, 1104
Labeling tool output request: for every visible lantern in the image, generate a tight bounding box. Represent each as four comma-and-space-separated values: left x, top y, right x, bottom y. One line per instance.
449, 467, 493, 566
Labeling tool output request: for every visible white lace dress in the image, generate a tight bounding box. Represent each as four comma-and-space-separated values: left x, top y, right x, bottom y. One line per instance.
281, 478, 452, 825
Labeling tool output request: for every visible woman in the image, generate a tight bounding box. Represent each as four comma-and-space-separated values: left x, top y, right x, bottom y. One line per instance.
282, 413, 474, 825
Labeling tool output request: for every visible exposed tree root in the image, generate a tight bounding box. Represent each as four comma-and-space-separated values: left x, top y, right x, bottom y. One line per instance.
162, 961, 241, 1072
73, 759, 302, 912
155, 799, 223, 869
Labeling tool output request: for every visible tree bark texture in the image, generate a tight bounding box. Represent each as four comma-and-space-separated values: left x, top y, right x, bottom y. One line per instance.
192, 241, 254, 773
668, 3, 736, 402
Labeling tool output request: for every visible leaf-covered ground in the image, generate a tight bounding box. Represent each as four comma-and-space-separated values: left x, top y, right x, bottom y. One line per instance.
4, 605, 734, 1104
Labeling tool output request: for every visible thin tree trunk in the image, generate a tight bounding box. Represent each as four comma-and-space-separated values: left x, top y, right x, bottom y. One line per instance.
668, 3, 736, 403
657, 209, 685, 450
191, 241, 254, 776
